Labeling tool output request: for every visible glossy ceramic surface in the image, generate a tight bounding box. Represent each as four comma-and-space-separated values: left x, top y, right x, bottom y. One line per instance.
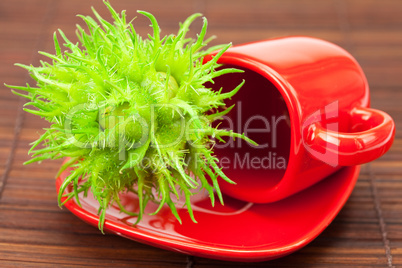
57, 164, 360, 262
204, 36, 395, 203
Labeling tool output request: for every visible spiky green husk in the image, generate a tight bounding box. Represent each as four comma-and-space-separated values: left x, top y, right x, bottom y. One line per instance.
7, 1, 255, 231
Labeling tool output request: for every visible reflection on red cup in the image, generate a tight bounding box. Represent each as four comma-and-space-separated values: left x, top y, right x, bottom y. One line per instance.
204, 36, 395, 203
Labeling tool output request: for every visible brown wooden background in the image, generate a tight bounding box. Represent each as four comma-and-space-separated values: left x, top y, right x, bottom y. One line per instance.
1, 0, 401, 267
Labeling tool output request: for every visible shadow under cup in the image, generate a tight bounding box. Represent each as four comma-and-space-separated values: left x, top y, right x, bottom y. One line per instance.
209, 65, 291, 199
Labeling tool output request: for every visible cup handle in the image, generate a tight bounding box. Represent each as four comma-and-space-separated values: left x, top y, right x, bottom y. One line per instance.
305, 107, 395, 166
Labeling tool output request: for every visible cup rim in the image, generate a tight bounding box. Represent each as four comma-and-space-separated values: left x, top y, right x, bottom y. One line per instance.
214, 52, 300, 197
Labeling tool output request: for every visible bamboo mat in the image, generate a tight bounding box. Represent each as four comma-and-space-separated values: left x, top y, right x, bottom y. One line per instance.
1, 0, 401, 267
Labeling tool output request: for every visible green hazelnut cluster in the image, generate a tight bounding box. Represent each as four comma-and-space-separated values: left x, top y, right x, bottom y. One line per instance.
8, 1, 254, 231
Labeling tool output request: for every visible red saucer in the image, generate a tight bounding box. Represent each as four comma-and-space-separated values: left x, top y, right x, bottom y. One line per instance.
56, 164, 360, 262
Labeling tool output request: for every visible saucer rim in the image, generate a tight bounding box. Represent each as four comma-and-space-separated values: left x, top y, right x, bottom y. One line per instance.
56, 164, 360, 262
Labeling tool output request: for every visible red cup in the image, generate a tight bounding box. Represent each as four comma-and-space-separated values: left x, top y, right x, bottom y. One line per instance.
204, 36, 395, 203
